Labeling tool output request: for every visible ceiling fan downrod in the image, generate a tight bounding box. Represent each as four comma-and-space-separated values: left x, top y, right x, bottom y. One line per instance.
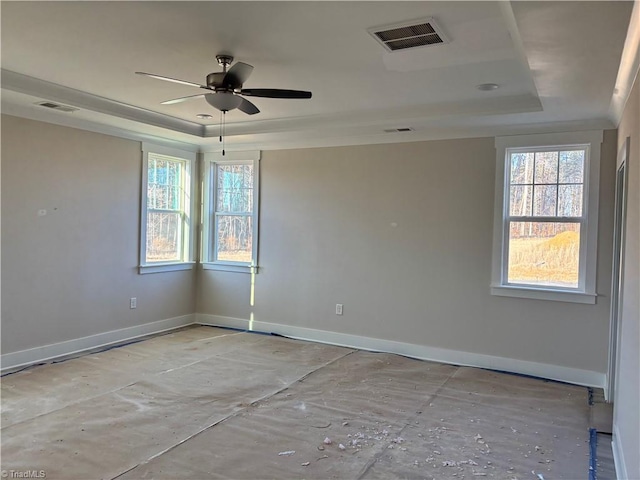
216, 55, 234, 72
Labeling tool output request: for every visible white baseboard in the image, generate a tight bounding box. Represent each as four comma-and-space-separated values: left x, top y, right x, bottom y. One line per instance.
1, 314, 195, 373
612, 424, 629, 480
196, 314, 606, 388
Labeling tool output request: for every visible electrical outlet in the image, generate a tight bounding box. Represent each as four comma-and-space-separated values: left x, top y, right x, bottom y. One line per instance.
130, 297, 137, 309
336, 304, 343, 315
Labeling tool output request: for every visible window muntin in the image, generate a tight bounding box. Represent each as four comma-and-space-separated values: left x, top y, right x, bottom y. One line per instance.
504, 146, 587, 290
140, 144, 195, 273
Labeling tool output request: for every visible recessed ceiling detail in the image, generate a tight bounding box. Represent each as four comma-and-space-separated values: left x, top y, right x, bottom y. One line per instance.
368, 17, 449, 52
0, 1, 632, 150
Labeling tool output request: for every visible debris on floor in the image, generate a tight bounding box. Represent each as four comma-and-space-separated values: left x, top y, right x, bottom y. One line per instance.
1, 326, 593, 480
278, 450, 296, 456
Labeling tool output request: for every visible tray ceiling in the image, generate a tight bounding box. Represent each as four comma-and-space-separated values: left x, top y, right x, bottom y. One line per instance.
1, 1, 634, 150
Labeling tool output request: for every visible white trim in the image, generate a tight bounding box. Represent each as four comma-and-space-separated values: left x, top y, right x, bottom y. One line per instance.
201, 263, 254, 274
195, 314, 606, 388
491, 130, 603, 302
1, 314, 195, 373
201, 150, 260, 161
607, 138, 630, 403
2, 69, 204, 137
140, 144, 197, 270
139, 262, 195, 274
612, 424, 629, 480
196, 314, 250, 331
2, 88, 613, 153
490, 285, 596, 304
495, 130, 604, 150
609, 1, 640, 126
201, 151, 260, 268
142, 142, 197, 161
2, 106, 200, 152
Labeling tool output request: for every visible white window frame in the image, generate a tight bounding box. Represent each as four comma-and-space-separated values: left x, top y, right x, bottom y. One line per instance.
201, 150, 260, 274
491, 131, 603, 304
139, 143, 196, 274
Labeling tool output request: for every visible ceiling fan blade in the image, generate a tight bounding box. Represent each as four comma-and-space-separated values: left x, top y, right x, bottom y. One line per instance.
161, 94, 207, 105
222, 62, 254, 88
135, 71, 206, 89
240, 88, 312, 99
237, 97, 260, 115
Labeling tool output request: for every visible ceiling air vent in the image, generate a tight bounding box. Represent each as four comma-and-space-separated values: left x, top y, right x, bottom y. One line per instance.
368, 17, 448, 52
35, 101, 79, 113
384, 127, 414, 133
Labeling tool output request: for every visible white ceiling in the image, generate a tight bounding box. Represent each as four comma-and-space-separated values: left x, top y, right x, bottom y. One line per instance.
1, 1, 635, 151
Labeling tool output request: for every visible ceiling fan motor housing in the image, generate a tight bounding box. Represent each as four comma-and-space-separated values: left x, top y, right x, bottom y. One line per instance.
207, 72, 227, 89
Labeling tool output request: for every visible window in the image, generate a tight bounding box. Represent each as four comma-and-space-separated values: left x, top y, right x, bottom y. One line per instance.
140, 143, 196, 274
491, 131, 602, 303
202, 151, 260, 273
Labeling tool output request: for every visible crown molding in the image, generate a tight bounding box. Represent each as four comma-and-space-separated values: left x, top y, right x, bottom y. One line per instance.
1, 69, 204, 136
609, 1, 640, 126
3, 69, 544, 143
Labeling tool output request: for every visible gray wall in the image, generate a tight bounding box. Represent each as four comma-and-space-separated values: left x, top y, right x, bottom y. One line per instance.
198, 133, 617, 374
1, 115, 197, 353
613, 71, 640, 480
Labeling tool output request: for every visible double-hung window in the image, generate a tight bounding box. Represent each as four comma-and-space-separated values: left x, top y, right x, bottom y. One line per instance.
491, 131, 602, 303
202, 151, 260, 273
140, 143, 196, 273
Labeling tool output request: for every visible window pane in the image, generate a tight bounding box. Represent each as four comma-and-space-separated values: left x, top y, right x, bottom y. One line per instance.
533, 184, 557, 216
508, 222, 580, 288
534, 151, 558, 184
510, 152, 534, 185
558, 150, 584, 184
216, 164, 253, 213
509, 185, 532, 216
148, 158, 182, 210
558, 185, 583, 217
148, 184, 181, 210
216, 215, 253, 263
146, 211, 181, 262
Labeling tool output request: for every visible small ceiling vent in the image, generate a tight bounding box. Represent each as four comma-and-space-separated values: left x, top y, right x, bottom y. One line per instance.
384, 127, 414, 133
36, 101, 79, 113
368, 17, 448, 52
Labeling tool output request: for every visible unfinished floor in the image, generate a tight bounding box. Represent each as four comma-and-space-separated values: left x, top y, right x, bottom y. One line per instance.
2, 326, 594, 479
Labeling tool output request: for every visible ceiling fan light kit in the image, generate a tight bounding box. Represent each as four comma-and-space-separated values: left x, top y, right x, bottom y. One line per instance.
205, 92, 243, 111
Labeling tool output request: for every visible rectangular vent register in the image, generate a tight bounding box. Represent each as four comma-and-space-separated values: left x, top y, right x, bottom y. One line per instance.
369, 17, 449, 52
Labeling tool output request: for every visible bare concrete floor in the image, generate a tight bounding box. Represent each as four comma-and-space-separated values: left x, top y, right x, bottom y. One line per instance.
1, 326, 592, 479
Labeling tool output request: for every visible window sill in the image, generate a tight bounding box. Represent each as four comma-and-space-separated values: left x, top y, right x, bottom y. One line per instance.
490, 285, 597, 304
201, 263, 258, 274
139, 262, 195, 275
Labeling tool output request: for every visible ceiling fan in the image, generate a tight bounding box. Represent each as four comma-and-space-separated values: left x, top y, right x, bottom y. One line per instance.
136, 54, 312, 116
